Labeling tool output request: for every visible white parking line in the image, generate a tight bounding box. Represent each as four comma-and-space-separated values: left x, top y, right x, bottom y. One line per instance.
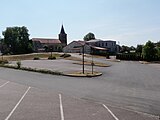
5, 87, 31, 120
59, 94, 64, 120
0, 81, 9, 88
103, 104, 119, 120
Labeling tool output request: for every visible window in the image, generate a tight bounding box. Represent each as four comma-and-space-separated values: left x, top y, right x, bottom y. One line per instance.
106, 43, 108, 46
102, 43, 104, 47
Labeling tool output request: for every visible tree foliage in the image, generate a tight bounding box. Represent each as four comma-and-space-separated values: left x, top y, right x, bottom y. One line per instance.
83, 32, 95, 41
2, 26, 33, 54
142, 40, 157, 61
136, 45, 143, 57
156, 47, 160, 58
136, 45, 143, 54
156, 41, 160, 47
120, 45, 130, 53
156, 41, 160, 58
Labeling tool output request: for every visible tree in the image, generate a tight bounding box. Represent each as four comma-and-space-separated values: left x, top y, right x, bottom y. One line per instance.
83, 32, 95, 41
136, 45, 143, 53
156, 41, 160, 47
155, 41, 160, 59
120, 45, 130, 53
142, 40, 157, 61
156, 47, 160, 59
43, 45, 49, 52
136, 45, 143, 57
2, 26, 33, 54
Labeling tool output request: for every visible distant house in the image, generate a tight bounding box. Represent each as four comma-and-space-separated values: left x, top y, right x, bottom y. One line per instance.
63, 41, 91, 54
86, 39, 117, 53
32, 38, 62, 52
32, 25, 67, 52
63, 39, 118, 54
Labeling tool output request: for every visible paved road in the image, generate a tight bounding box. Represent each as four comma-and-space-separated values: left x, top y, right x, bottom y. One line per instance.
71, 54, 160, 115
0, 78, 158, 120
0, 80, 118, 120
0, 56, 160, 119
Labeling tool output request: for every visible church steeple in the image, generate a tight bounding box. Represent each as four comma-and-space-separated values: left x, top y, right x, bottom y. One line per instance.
59, 24, 67, 45
60, 25, 66, 34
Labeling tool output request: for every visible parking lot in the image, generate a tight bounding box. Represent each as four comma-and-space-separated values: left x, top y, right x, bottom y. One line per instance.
0, 78, 159, 120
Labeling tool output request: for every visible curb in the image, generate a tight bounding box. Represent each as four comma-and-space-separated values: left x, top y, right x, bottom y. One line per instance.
139, 61, 149, 64
0, 65, 102, 77
63, 72, 102, 77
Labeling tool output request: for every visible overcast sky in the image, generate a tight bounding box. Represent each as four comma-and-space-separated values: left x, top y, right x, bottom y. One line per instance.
1, 0, 160, 46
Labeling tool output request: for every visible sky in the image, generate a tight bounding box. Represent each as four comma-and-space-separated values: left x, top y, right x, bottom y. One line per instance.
1, 0, 160, 47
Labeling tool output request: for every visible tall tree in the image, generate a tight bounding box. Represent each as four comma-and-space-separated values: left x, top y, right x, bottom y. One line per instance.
136, 45, 143, 56
2, 26, 33, 54
120, 45, 130, 53
83, 32, 95, 41
156, 41, 160, 59
142, 40, 157, 61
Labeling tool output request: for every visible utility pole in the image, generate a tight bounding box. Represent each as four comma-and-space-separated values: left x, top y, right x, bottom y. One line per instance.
91, 48, 94, 74
82, 45, 84, 74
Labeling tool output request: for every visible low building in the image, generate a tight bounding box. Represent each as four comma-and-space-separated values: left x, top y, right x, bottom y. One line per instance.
86, 39, 117, 53
32, 38, 62, 52
63, 39, 117, 55
32, 25, 67, 52
63, 41, 91, 54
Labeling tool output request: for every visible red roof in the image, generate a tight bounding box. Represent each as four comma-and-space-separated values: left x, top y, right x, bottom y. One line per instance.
32, 38, 61, 44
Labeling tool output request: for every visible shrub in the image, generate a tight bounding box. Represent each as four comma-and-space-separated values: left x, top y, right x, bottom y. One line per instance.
48, 56, 56, 60
33, 57, 40, 60
116, 53, 143, 61
142, 41, 157, 61
16, 61, 21, 69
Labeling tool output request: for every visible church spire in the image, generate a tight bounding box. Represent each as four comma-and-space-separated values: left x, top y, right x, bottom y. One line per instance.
60, 24, 66, 34
59, 24, 67, 45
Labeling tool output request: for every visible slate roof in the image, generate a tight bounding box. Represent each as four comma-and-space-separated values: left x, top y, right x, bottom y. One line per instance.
60, 25, 66, 34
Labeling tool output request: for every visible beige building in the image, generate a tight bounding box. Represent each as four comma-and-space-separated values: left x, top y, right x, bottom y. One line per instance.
63, 41, 91, 54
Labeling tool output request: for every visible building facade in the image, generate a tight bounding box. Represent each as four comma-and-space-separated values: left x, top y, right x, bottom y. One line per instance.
32, 25, 67, 52
63, 41, 91, 54
87, 39, 117, 53
63, 39, 117, 54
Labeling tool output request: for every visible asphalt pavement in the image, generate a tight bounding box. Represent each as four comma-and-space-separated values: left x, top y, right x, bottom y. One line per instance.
0, 79, 158, 120
0, 54, 160, 119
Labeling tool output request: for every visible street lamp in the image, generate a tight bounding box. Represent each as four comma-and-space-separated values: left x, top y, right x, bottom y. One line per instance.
82, 45, 84, 74
50, 46, 53, 57
91, 47, 94, 74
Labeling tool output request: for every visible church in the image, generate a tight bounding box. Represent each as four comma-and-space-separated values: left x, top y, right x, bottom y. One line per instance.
32, 25, 67, 52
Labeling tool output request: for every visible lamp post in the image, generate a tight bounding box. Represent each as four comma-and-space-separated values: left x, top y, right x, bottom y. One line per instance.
82, 45, 84, 74
50, 47, 53, 57
91, 48, 94, 74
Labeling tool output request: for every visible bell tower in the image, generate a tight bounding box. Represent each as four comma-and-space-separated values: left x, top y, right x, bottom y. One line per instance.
59, 25, 67, 45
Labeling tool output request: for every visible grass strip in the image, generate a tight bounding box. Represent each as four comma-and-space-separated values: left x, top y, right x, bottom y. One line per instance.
0, 64, 62, 75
